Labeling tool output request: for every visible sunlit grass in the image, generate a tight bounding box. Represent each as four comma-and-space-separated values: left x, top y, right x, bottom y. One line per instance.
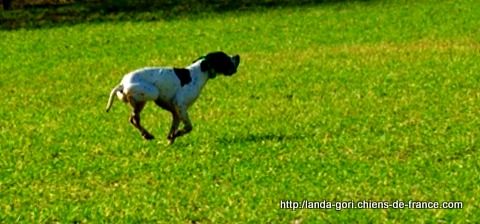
1, 0, 479, 222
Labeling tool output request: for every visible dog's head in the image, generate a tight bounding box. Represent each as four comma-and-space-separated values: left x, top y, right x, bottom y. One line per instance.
196, 51, 240, 78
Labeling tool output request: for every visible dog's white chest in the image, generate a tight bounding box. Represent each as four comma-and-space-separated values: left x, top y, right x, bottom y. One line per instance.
174, 75, 204, 107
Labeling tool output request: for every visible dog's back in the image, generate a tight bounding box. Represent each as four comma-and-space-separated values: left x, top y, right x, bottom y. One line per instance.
123, 67, 182, 102
106, 67, 183, 112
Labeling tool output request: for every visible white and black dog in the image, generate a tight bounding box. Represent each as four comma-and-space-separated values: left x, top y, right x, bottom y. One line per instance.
106, 51, 240, 144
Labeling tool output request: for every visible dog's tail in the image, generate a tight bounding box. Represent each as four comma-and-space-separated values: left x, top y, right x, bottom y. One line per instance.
106, 84, 123, 112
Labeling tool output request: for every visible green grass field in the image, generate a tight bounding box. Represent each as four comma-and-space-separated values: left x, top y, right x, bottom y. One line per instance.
1, 0, 480, 222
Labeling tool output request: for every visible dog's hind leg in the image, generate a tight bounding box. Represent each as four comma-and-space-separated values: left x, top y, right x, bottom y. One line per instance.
128, 97, 154, 140
122, 83, 159, 140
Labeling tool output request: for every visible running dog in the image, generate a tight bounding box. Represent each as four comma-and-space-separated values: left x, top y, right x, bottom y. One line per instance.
106, 51, 240, 144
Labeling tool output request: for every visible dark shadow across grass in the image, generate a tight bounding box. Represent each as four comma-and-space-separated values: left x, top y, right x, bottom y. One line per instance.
217, 133, 309, 144
0, 0, 373, 30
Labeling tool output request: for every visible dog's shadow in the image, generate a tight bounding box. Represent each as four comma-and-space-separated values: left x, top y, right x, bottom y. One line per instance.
217, 133, 306, 144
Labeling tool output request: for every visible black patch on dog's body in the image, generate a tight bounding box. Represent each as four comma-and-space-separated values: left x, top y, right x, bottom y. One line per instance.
173, 68, 191, 86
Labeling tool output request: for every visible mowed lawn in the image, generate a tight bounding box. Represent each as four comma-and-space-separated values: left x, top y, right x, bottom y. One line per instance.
1, 0, 479, 222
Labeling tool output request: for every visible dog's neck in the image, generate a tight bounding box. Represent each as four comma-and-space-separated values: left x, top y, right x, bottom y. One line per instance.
187, 59, 213, 88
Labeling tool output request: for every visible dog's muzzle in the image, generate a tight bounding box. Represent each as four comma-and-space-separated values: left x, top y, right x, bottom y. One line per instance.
226, 55, 240, 76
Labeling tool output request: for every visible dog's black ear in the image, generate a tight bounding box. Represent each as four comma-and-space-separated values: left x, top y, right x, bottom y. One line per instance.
193, 55, 210, 72
200, 59, 210, 72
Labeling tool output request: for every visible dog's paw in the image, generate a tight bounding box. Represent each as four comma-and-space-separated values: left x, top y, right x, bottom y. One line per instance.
167, 137, 176, 145
142, 133, 155, 140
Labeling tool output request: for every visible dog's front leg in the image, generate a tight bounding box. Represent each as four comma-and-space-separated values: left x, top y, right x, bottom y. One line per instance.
173, 107, 193, 138
167, 111, 180, 145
